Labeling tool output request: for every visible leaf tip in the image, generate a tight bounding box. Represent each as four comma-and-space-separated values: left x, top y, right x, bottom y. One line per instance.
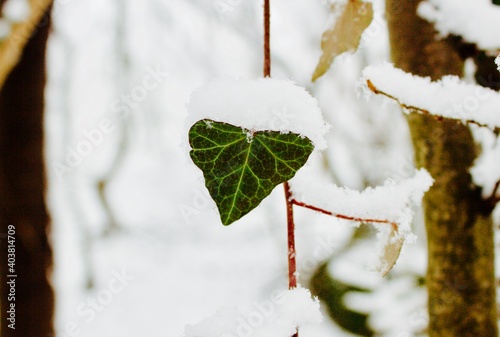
311, 68, 324, 82
221, 216, 235, 226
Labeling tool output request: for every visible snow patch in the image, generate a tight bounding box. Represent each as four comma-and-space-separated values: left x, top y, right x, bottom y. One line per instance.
361, 62, 500, 130
290, 167, 432, 233
290, 167, 433, 274
0, 18, 11, 39
2, 0, 30, 22
183, 287, 322, 337
186, 78, 330, 150
418, 0, 500, 50
471, 135, 500, 198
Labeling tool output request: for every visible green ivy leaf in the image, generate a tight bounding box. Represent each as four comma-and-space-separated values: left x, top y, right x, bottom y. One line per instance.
189, 119, 314, 225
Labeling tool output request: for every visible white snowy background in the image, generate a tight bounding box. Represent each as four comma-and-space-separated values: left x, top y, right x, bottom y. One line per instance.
38, 0, 500, 336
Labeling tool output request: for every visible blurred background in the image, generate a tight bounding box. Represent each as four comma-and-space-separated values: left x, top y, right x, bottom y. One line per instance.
9, 0, 482, 335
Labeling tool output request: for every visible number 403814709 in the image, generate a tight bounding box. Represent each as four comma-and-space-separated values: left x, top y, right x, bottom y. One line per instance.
7, 224, 15, 273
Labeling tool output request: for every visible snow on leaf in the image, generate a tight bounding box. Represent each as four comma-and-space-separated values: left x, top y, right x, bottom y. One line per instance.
189, 119, 314, 226
311, 0, 373, 82
187, 78, 329, 151
361, 63, 500, 133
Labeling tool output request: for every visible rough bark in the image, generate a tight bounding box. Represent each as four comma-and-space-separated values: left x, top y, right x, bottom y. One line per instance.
0, 6, 54, 337
385, 1, 497, 336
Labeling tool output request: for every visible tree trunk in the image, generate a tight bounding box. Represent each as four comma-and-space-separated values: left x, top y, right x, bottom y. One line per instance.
0, 7, 54, 337
385, 1, 498, 336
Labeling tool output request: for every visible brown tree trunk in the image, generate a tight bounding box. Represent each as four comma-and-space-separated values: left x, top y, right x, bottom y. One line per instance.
0, 6, 54, 337
385, 1, 497, 336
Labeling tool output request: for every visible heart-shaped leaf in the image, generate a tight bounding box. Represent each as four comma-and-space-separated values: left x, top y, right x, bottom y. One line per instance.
189, 119, 314, 225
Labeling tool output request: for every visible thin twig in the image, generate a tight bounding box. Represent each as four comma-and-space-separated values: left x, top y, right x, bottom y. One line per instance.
263, 2, 296, 335
263, 0, 271, 77
284, 183, 298, 289
366, 79, 500, 135
292, 199, 397, 229
284, 183, 299, 337
487, 180, 500, 206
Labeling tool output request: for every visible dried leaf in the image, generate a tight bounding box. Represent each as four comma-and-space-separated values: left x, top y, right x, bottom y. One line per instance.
312, 0, 373, 81
378, 224, 403, 276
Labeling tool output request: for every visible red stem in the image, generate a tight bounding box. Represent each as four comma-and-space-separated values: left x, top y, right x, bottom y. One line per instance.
263, 2, 297, 336
284, 182, 297, 289
263, 0, 271, 77
291, 200, 333, 216
292, 199, 397, 228
284, 182, 299, 337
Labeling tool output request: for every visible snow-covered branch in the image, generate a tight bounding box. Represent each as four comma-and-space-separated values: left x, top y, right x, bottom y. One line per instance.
361, 63, 500, 134
289, 167, 434, 275
418, 0, 500, 50
289, 167, 432, 234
